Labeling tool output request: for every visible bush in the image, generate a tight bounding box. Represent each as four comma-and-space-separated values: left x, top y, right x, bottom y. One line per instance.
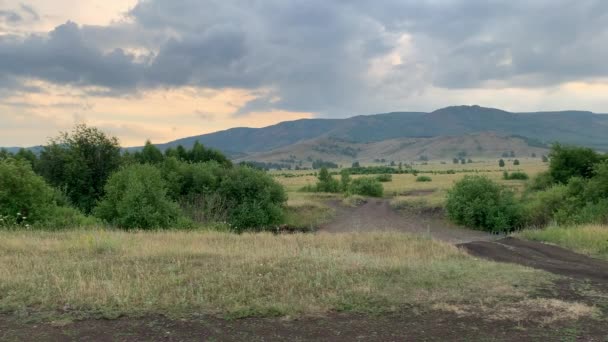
315, 167, 340, 193
0, 158, 92, 229
549, 144, 603, 183
376, 174, 393, 182
528, 171, 554, 191
348, 177, 384, 197
446, 176, 522, 232
0, 158, 56, 226
416, 175, 432, 182
95, 164, 186, 229
503, 171, 529, 180
217, 166, 287, 232
522, 185, 570, 227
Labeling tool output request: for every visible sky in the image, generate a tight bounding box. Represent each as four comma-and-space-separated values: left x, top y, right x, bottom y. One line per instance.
1, 0, 608, 147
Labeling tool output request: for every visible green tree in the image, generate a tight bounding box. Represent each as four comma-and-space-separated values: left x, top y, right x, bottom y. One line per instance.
37, 124, 122, 213
352, 161, 360, 168
136, 140, 165, 164
446, 176, 522, 232
340, 169, 351, 191
189, 141, 232, 167
0, 158, 55, 224
348, 177, 383, 197
316, 167, 340, 192
549, 144, 602, 183
499, 159, 505, 167
14, 148, 37, 167
513, 159, 520, 166
95, 164, 184, 229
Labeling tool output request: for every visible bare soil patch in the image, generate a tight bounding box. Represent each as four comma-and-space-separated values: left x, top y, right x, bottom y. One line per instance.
401, 188, 437, 196
459, 237, 608, 285
319, 199, 491, 244
2, 310, 606, 342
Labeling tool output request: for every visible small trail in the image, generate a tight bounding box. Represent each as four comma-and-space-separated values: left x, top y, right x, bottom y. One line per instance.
320, 199, 608, 284
459, 237, 608, 284
318, 199, 492, 244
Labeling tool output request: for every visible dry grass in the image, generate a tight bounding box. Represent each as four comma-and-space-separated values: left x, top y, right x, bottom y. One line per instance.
0, 229, 550, 319
433, 298, 599, 325
517, 225, 608, 260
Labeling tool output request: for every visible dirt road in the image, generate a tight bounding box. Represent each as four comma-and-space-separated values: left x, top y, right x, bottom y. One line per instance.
319, 199, 492, 244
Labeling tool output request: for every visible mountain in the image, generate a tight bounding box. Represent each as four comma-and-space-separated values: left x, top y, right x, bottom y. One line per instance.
238, 133, 550, 165
153, 105, 608, 155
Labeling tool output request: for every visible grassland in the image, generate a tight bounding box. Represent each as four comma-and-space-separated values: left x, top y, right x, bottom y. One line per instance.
273, 158, 547, 209
0, 229, 554, 320
518, 225, 608, 260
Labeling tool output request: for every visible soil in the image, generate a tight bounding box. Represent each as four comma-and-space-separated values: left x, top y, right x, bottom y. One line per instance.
2, 310, 607, 342
459, 237, 608, 284
319, 199, 493, 244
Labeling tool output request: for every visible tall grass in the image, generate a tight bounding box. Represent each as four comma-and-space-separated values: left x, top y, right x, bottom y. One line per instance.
518, 225, 608, 260
0, 229, 548, 319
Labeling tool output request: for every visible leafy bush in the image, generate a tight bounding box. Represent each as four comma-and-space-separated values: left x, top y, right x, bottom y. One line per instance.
446, 176, 522, 232
528, 171, 554, 191
217, 166, 287, 231
315, 167, 340, 193
95, 164, 186, 229
522, 185, 569, 227
37, 124, 122, 213
549, 144, 603, 183
348, 177, 384, 197
416, 175, 432, 182
503, 171, 529, 180
0, 158, 92, 229
376, 174, 393, 182
0, 158, 55, 226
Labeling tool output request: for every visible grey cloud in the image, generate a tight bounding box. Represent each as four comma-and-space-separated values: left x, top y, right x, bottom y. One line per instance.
1, 0, 607, 116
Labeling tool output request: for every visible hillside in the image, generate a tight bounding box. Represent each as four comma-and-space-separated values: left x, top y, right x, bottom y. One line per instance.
155, 105, 608, 155
238, 133, 550, 165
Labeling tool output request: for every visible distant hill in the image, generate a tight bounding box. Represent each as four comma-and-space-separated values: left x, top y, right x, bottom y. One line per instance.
238, 132, 550, 165
4, 106, 607, 160
153, 105, 608, 156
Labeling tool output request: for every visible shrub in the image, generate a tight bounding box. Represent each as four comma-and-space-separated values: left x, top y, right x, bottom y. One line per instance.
522, 185, 569, 227
0, 158, 55, 226
503, 171, 529, 180
376, 174, 393, 182
315, 167, 340, 193
340, 170, 351, 192
528, 171, 554, 191
446, 176, 522, 232
0, 158, 92, 229
348, 177, 384, 197
549, 144, 602, 183
217, 166, 287, 231
513, 159, 520, 166
498, 159, 505, 167
416, 175, 432, 182
95, 164, 186, 229
37, 124, 122, 213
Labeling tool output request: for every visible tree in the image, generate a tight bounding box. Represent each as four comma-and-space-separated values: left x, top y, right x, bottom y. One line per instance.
513, 159, 520, 166
95, 164, 185, 229
136, 140, 164, 164
14, 148, 37, 167
352, 161, 360, 168
460, 159, 466, 165
499, 159, 505, 167
549, 144, 602, 183
542, 155, 549, 163
453, 158, 459, 164
37, 124, 122, 213
446, 176, 522, 232
0, 148, 11, 160
340, 169, 351, 191
316, 167, 340, 192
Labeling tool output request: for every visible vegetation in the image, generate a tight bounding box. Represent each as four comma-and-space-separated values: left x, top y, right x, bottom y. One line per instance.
446, 176, 522, 232
416, 175, 432, 182
376, 174, 393, 182
0, 230, 549, 319
518, 225, 608, 260
503, 171, 529, 180
348, 177, 384, 197
94, 164, 186, 230
37, 124, 122, 213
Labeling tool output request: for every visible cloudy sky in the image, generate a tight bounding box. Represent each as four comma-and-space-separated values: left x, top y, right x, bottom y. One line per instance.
1, 0, 608, 146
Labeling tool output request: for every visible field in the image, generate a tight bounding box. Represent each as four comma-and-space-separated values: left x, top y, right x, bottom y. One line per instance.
2, 158, 608, 340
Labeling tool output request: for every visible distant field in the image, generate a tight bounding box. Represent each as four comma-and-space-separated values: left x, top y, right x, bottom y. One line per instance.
273, 159, 548, 208
0, 229, 552, 320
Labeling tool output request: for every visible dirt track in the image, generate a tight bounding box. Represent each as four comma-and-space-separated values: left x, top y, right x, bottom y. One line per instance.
319, 199, 492, 244
459, 237, 608, 284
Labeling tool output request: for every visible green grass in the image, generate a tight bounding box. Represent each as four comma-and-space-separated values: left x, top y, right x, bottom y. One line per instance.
517, 225, 608, 260
0, 229, 551, 320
